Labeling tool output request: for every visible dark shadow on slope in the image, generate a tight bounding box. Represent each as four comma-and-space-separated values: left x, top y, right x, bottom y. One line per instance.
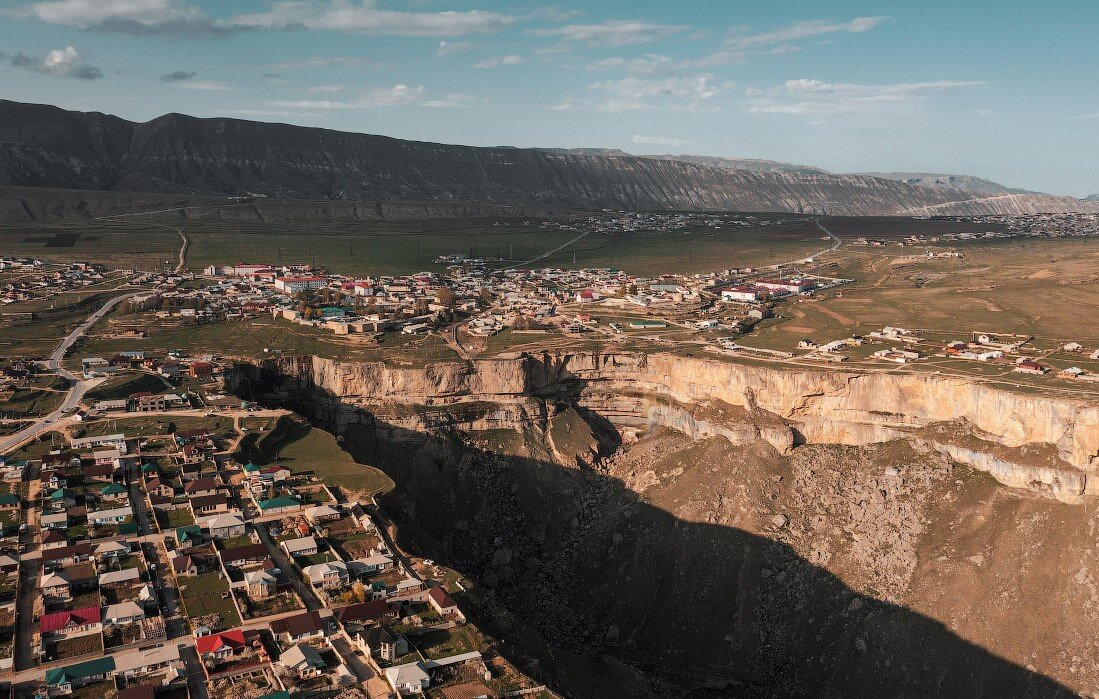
231, 361, 1076, 699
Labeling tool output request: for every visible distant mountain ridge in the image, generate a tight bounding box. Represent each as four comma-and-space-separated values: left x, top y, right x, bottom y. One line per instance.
857, 172, 1036, 196
0, 100, 1095, 217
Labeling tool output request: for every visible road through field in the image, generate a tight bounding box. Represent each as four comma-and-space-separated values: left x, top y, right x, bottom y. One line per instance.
0, 290, 146, 453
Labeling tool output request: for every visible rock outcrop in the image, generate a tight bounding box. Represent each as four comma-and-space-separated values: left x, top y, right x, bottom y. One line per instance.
233, 351, 1099, 502
3, 99, 1096, 216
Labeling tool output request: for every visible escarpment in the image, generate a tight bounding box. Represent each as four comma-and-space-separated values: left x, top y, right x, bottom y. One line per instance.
230, 351, 1099, 502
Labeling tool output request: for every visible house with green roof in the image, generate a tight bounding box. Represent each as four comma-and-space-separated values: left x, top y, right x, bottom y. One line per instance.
176, 525, 203, 549
0, 493, 19, 510
99, 483, 129, 502
45, 656, 115, 689
257, 495, 302, 515
47, 488, 76, 509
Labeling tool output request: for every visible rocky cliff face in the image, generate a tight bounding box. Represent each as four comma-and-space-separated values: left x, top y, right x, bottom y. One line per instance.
3, 100, 1096, 216
231, 351, 1099, 697
234, 351, 1099, 502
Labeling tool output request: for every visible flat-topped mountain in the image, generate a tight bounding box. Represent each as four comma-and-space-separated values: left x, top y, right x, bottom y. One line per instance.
1, 100, 1095, 216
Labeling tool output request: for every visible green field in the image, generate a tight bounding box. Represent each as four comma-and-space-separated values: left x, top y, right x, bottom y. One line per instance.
178, 572, 241, 629
238, 414, 394, 498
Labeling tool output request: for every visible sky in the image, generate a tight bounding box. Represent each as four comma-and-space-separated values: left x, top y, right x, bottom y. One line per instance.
1, 0, 1097, 196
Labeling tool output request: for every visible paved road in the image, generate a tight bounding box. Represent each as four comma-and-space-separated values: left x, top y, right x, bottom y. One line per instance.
254, 524, 323, 611
0, 290, 147, 454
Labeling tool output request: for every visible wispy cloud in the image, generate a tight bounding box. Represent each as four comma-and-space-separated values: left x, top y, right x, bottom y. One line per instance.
266, 83, 441, 108
264, 56, 376, 70
632, 134, 693, 148
2, 45, 101, 79
748, 78, 984, 116
1062, 112, 1099, 120
305, 84, 345, 93
160, 70, 196, 83
473, 54, 523, 69
530, 19, 689, 47
21, 0, 236, 35
229, 1, 514, 37
171, 79, 235, 91
567, 73, 729, 112
689, 16, 888, 66
435, 40, 478, 57
585, 54, 671, 76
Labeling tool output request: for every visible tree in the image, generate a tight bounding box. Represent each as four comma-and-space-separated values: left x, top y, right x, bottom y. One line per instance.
435, 288, 457, 308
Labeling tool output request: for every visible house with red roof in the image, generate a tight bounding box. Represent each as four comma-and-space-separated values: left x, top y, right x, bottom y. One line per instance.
195, 629, 246, 660
39, 607, 101, 636
426, 585, 464, 621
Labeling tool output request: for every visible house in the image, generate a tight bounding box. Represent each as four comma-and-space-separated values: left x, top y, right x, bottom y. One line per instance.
282, 536, 319, 558
41, 571, 71, 599
279, 644, 326, 678
356, 626, 408, 662
270, 610, 328, 643
93, 540, 129, 562
46, 488, 77, 510
257, 495, 302, 515
198, 513, 247, 539
333, 600, 399, 626
184, 478, 220, 497
98, 483, 129, 502
0, 553, 18, 573
219, 543, 270, 567
427, 585, 464, 620
172, 553, 213, 576
40, 606, 101, 636
1015, 360, 1049, 375
45, 656, 116, 692
145, 477, 174, 499
42, 543, 93, 569
113, 643, 181, 680
195, 629, 246, 660
305, 504, 341, 524
384, 662, 430, 696
82, 462, 115, 482
89, 505, 132, 525
41, 530, 69, 550
103, 601, 145, 625
244, 569, 278, 600
41, 511, 69, 531
0, 493, 18, 510
99, 567, 141, 587
303, 561, 349, 589
189, 493, 229, 516
351, 553, 394, 576
176, 525, 204, 549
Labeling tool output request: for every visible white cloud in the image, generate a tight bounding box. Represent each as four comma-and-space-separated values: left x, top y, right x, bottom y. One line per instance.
265, 56, 375, 70
420, 93, 474, 108
23, 0, 231, 35
580, 74, 729, 112
3, 45, 102, 79
749, 78, 984, 116
224, 109, 314, 118
306, 84, 345, 93
1062, 112, 1099, 120
436, 40, 477, 57
473, 54, 523, 69
689, 16, 888, 66
530, 19, 689, 47
632, 134, 693, 148
590, 74, 724, 100
267, 83, 429, 108
229, 1, 514, 37
171, 79, 235, 91
585, 53, 671, 75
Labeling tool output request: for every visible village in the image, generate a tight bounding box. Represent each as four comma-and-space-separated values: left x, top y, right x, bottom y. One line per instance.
0, 395, 552, 699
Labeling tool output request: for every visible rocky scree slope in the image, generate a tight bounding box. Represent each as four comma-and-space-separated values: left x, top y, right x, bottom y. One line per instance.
2, 100, 1096, 216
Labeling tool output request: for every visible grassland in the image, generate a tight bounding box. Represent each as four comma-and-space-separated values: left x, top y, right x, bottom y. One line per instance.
238, 414, 393, 498
178, 572, 241, 629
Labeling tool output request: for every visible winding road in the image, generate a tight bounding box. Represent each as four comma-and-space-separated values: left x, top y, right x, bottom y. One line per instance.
0, 290, 147, 454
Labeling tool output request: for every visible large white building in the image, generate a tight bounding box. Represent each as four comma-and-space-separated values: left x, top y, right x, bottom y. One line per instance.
275, 276, 327, 293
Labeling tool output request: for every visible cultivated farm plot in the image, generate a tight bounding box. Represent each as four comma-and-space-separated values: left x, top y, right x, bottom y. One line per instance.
178, 572, 242, 629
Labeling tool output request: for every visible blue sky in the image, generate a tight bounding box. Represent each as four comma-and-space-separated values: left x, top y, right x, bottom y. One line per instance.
1, 0, 1097, 196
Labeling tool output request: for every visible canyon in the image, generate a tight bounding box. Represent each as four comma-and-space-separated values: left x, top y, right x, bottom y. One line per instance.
229, 351, 1099, 697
